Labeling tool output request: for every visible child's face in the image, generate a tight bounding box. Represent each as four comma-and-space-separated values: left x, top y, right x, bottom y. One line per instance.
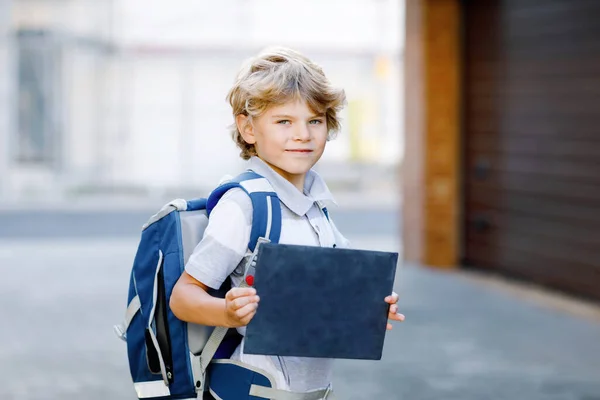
239, 99, 328, 189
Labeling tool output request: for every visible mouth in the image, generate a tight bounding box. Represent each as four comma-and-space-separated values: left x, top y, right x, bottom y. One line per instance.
285, 149, 313, 153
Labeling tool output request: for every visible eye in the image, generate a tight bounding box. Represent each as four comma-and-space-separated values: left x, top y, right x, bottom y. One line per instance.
277, 120, 291, 125
309, 119, 323, 125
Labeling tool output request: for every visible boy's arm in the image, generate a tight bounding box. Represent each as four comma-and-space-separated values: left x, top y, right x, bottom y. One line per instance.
170, 271, 259, 328
170, 271, 229, 326
170, 187, 256, 327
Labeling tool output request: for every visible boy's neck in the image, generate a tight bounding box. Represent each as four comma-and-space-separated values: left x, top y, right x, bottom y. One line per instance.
259, 157, 306, 192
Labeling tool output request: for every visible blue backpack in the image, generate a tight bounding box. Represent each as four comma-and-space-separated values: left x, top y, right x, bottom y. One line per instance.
114, 171, 286, 399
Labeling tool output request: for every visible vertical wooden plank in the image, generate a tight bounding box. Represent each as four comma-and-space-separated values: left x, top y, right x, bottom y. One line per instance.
403, 0, 461, 267
423, 0, 461, 267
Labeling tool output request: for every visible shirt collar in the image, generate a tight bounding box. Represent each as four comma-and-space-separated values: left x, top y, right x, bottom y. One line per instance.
247, 156, 337, 216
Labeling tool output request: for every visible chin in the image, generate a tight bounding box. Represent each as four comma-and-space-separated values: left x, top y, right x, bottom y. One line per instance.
289, 158, 317, 171
276, 160, 314, 176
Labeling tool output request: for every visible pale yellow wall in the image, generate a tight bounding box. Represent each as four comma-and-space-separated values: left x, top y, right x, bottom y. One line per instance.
403, 0, 461, 267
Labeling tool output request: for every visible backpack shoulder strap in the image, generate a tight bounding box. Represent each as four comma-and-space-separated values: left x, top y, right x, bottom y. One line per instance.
206, 171, 281, 252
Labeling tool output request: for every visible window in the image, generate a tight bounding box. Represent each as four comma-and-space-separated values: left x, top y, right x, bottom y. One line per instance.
16, 29, 61, 165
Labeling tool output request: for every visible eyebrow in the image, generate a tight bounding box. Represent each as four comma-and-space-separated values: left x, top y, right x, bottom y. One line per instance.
271, 114, 325, 119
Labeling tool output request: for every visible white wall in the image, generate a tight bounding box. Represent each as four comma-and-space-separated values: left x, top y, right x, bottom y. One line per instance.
99, 0, 405, 192
97, 51, 403, 192
3, 0, 405, 200
117, 0, 403, 52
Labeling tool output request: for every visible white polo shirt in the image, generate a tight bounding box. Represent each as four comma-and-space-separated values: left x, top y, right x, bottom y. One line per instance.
185, 156, 350, 392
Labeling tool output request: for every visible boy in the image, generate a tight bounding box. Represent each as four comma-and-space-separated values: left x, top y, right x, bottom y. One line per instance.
170, 47, 404, 398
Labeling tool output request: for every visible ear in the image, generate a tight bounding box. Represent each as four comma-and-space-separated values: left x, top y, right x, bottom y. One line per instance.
236, 114, 256, 145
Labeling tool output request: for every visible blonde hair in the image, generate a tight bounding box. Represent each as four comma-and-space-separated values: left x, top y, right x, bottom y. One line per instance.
226, 46, 347, 159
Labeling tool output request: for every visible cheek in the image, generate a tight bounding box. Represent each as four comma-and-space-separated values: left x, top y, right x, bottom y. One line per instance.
256, 127, 288, 152
314, 127, 329, 146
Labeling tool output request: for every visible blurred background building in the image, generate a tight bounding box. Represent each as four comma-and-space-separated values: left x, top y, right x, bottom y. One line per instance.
0, 0, 404, 201
2, 2, 600, 399
1, 0, 599, 304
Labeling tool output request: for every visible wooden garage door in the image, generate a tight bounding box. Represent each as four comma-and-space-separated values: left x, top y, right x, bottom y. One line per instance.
463, 0, 600, 301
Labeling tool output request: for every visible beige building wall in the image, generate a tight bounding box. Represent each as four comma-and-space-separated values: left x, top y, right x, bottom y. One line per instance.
2, 0, 405, 201
402, 0, 461, 267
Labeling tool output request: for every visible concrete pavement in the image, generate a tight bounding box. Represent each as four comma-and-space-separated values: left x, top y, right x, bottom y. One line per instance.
0, 186, 401, 239
1, 234, 599, 400
0, 208, 399, 239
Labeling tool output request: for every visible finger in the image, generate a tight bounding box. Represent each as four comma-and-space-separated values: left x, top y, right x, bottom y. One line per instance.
226, 287, 257, 301
235, 302, 258, 319
389, 304, 398, 314
231, 295, 260, 311
384, 292, 399, 304
388, 312, 405, 322
240, 310, 257, 326
227, 287, 257, 300
386, 323, 393, 330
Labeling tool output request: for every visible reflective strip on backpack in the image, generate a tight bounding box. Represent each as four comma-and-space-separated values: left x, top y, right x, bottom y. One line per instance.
249, 384, 336, 400
124, 295, 141, 328
114, 295, 141, 341
265, 195, 274, 239
147, 250, 163, 327
146, 250, 170, 386
134, 381, 171, 398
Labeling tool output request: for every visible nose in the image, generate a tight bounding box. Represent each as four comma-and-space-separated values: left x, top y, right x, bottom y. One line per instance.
293, 124, 311, 142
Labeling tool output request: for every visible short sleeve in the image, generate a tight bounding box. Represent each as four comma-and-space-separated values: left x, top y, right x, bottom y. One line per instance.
185, 188, 253, 289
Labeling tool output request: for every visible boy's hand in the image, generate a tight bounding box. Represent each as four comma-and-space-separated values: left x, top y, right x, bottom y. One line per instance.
385, 292, 405, 330
225, 287, 260, 328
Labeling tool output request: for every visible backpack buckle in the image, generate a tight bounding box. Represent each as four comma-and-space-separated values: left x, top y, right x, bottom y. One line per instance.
243, 237, 270, 287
